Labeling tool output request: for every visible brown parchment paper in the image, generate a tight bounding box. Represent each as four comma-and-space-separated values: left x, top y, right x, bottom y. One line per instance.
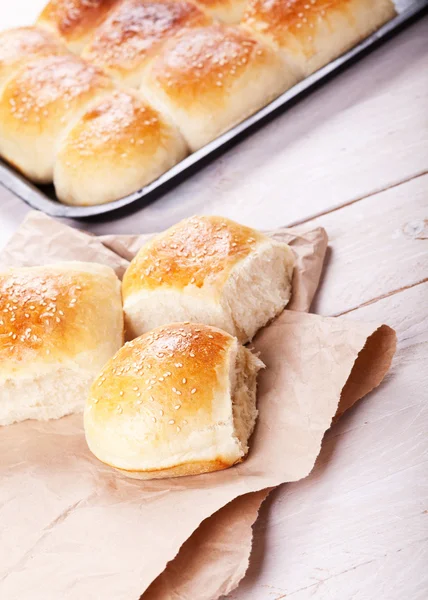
0, 212, 396, 600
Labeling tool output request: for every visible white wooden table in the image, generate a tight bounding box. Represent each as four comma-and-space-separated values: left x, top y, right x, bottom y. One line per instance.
1, 3, 427, 599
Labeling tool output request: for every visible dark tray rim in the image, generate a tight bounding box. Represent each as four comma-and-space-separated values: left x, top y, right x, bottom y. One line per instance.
1, 0, 427, 220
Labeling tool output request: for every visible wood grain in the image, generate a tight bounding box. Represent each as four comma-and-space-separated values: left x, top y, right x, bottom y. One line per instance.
310, 173, 428, 317
231, 282, 428, 600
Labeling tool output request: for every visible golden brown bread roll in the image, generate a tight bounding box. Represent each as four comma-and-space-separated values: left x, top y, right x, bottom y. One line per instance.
191, 0, 248, 23
122, 215, 295, 343
0, 54, 113, 183
0, 262, 123, 426
140, 23, 297, 150
37, 0, 120, 53
84, 323, 264, 479
54, 89, 188, 206
242, 0, 397, 77
0, 26, 68, 92
82, 0, 212, 88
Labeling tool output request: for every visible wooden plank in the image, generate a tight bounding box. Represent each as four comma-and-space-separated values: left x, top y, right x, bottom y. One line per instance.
0, 185, 30, 247
309, 173, 428, 317
232, 281, 428, 600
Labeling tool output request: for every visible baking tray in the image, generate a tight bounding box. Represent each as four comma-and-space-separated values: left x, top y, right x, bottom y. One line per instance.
1, 0, 426, 220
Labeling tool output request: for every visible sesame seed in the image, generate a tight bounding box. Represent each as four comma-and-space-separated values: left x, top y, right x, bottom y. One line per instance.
182, 378, 186, 384
189, 352, 195, 358
191, 388, 197, 394
168, 419, 175, 425
136, 399, 143, 405
150, 395, 154, 402
93, 398, 99, 404
151, 416, 157, 423
120, 391, 124, 396
183, 420, 188, 425
25, 313, 29, 318
159, 409, 164, 416
174, 404, 181, 410
133, 386, 139, 391
176, 426, 181, 432
208, 334, 213, 339
117, 406, 123, 414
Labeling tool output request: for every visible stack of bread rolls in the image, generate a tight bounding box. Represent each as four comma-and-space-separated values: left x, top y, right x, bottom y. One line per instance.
1, 216, 296, 479
0, 0, 396, 206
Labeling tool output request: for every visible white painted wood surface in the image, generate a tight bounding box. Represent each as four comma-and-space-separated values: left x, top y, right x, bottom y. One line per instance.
0, 2, 427, 599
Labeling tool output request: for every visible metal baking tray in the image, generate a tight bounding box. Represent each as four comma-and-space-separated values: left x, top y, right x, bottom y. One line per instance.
1, 0, 426, 220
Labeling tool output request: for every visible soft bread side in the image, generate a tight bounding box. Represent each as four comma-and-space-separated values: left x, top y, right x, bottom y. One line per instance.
84, 323, 264, 479
122, 215, 295, 343
0, 262, 123, 426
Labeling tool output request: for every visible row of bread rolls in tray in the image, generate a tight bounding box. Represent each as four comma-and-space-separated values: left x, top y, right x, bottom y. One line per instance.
0, 0, 396, 206
0, 216, 294, 479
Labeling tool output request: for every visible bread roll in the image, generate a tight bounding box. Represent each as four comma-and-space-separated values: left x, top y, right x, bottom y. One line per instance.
0, 262, 123, 427
0, 26, 68, 92
82, 0, 211, 88
84, 323, 264, 479
141, 24, 297, 151
37, 0, 120, 53
122, 216, 295, 343
0, 54, 113, 183
54, 89, 188, 206
242, 0, 397, 77
191, 0, 248, 23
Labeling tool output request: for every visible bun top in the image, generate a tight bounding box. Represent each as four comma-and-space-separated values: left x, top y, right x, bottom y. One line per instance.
122, 215, 267, 300
56, 89, 184, 175
85, 322, 238, 471
82, 0, 211, 87
37, 0, 119, 51
0, 262, 122, 376
0, 26, 68, 89
0, 53, 112, 133
142, 23, 280, 106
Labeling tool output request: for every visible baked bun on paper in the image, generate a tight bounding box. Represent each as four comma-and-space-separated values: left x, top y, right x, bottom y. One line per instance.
242, 0, 396, 77
37, 0, 120, 53
0, 54, 113, 183
54, 89, 188, 206
0, 26, 68, 91
122, 216, 295, 343
82, 0, 211, 89
84, 323, 264, 479
0, 262, 123, 427
141, 24, 296, 151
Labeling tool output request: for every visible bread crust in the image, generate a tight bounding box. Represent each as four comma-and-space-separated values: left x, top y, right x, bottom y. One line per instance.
84, 323, 256, 478
82, 0, 211, 88
54, 89, 188, 206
